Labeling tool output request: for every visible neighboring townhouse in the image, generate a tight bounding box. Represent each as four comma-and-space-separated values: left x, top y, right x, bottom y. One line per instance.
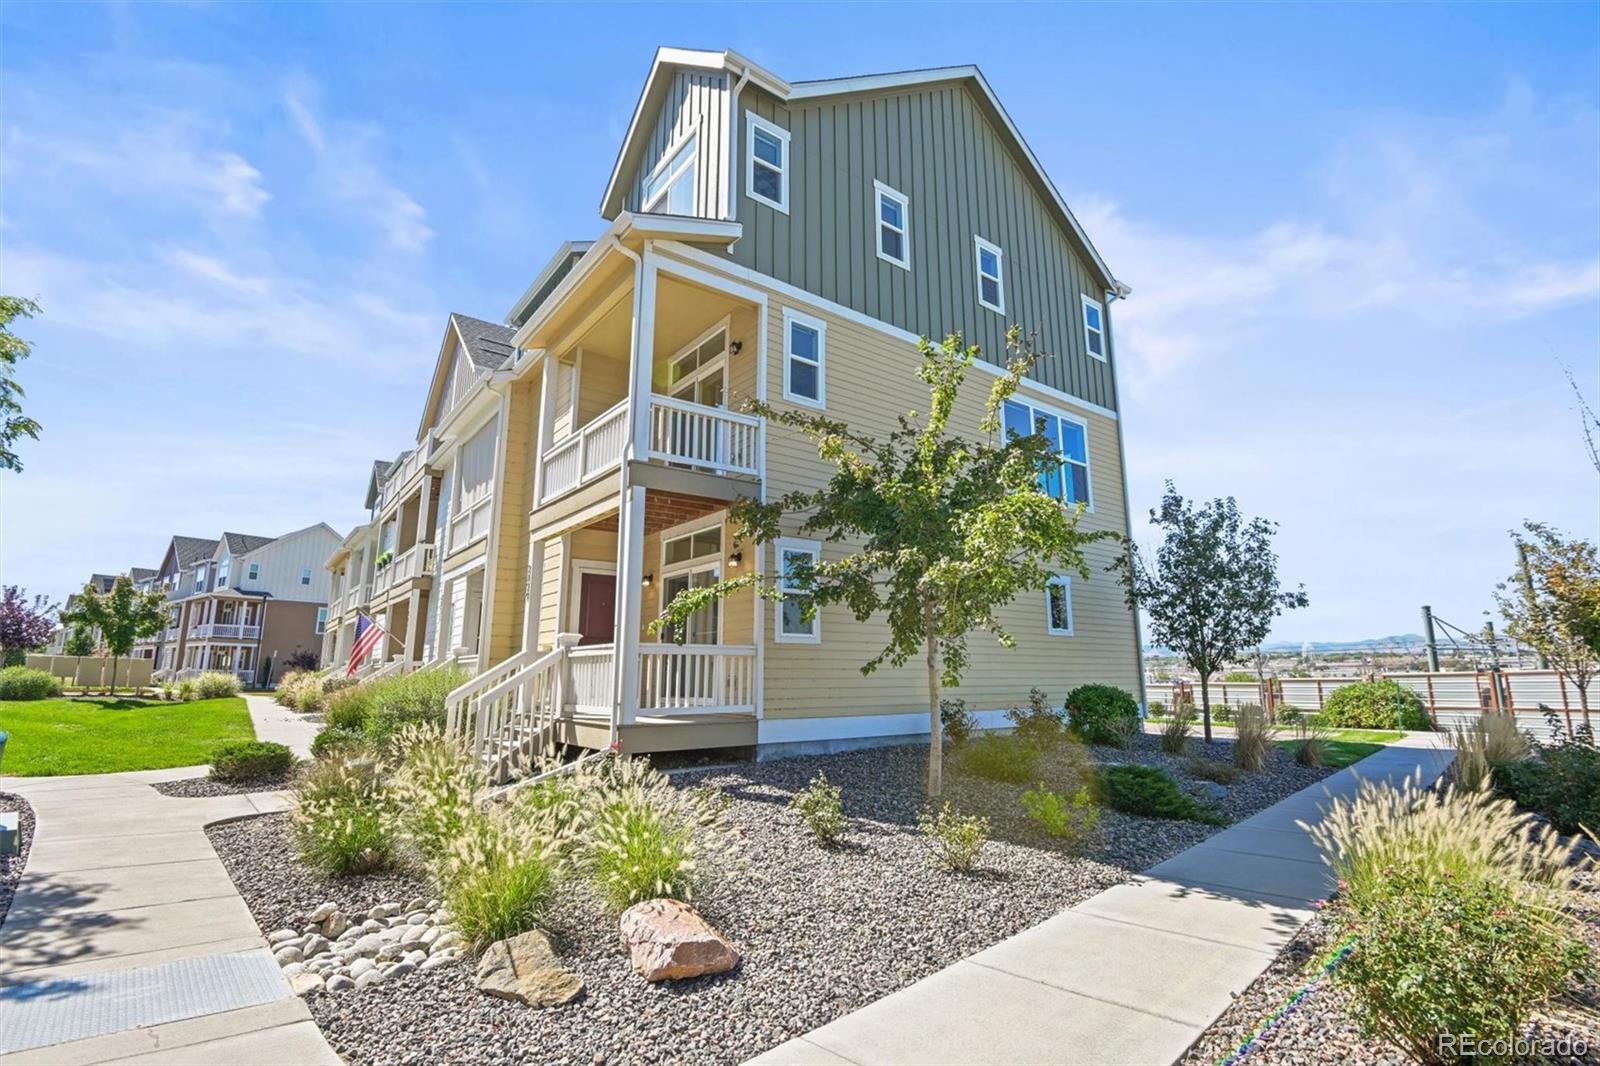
46, 573, 122, 653
145, 524, 341, 684
337, 48, 1142, 776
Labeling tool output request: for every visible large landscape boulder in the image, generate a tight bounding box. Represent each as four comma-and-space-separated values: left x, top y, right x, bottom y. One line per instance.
618, 899, 738, 982
476, 930, 583, 1007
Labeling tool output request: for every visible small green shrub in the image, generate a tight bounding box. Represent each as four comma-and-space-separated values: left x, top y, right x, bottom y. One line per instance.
1184, 756, 1241, 785
1291, 719, 1330, 767
274, 670, 318, 709
1099, 764, 1221, 823
919, 802, 990, 872
176, 677, 198, 701
310, 726, 367, 760
1160, 705, 1192, 754
1021, 782, 1100, 848
1233, 704, 1274, 772
440, 806, 565, 951
1006, 688, 1066, 749
193, 671, 241, 699
292, 757, 395, 875
959, 732, 1041, 783
210, 740, 294, 782
324, 684, 374, 732
0, 666, 62, 701
1064, 684, 1140, 746
385, 724, 486, 876
1493, 723, 1600, 836
1211, 701, 1234, 724
585, 759, 734, 909
363, 667, 468, 743
1147, 700, 1167, 718
939, 697, 976, 746
789, 772, 846, 844
1313, 780, 1592, 1063
1447, 714, 1531, 792
1322, 679, 1430, 731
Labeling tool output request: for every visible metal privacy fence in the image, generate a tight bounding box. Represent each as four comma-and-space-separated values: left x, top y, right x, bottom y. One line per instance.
1148, 669, 1594, 739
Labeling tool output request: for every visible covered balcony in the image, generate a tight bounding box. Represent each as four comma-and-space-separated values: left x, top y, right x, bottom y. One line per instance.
188, 598, 264, 641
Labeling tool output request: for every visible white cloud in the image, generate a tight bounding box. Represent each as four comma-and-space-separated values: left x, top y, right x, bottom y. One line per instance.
283, 78, 434, 254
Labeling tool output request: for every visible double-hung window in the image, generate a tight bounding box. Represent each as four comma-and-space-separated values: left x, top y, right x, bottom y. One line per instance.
1081, 295, 1107, 361
194, 565, 207, 592
775, 538, 822, 643
1002, 398, 1092, 508
216, 556, 230, 588
642, 133, 698, 215
315, 607, 328, 635
874, 181, 909, 268
782, 308, 826, 408
974, 235, 1005, 314
1045, 576, 1073, 636
247, 562, 260, 582
301, 567, 313, 586
747, 114, 790, 213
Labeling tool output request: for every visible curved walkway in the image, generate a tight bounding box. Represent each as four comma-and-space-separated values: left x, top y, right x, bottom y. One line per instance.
750, 734, 1453, 1066
0, 696, 338, 1064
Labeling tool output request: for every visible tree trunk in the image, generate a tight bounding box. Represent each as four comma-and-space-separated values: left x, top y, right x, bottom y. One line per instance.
924, 602, 942, 798
1198, 672, 1214, 744
108, 655, 119, 696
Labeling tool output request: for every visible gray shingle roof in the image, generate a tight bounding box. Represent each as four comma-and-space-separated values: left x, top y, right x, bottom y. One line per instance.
172, 536, 219, 568
451, 313, 517, 371
88, 574, 116, 592
222, 532, 275, 555
128, 567, 158, 582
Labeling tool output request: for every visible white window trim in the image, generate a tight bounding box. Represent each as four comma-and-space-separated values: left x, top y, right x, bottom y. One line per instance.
746, 113, 790, 214
657, 518, 726, 645
774, 537, 822, 644
781, 306, 827, 409
301, 567, 313, 586
974, 235, 1005, 314
315, 607, 328, 636
246, 562, 260, 581
1006, 397, 1095, 513
1045, 575, 1074, 636
873, 180, 910, 269
1081, 293, 1107, 362
642, 127, 700, 214
665, 316, 732, 400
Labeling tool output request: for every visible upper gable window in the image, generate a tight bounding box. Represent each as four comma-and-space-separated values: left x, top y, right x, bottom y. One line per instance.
974, 236, 1005, 314
747, 114, 790, 213
874, 181, 910, 269
643, 132, 698, 215
247, 562, 260, 581
782, 308, 825, 408
1081, 295, 1107, 361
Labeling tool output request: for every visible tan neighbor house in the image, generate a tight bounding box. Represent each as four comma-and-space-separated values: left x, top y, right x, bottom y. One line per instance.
326, 48, 1142, 776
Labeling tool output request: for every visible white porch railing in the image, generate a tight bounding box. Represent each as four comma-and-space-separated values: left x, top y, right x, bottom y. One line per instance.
539, 399, 630, 504
568, 646, 616, 715
378, 440, 434, 512
372, 542, 437, 597
449, 495, 495, 552
445, 646, 566, 784
646, 396, 761, 477
188, 623, 262, 641
638, 644, 757, 715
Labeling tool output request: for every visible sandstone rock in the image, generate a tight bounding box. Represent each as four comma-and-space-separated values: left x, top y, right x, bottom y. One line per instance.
326, 974, 355, 992
618, 899, 738, 982
289, 971, 325, 996
274, 945, 304, 966
320, 913, 352, 939
475, 931, 583, 1007
308, 902, 339, 923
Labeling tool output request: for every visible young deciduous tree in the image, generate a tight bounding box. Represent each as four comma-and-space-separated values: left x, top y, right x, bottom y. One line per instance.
0, 295, 43, 473
0, 585, 56, 666
1496, 522, 1599, 718
64, 624, 97, 663
60, 576, 167, 695
1117, 483, 1307, 742
654, 329, 1108, 796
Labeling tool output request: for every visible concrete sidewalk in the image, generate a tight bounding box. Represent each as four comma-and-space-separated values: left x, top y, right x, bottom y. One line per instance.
0, 700, 337, 1063
750, 735, 1452, 1066
242, 691, 321, 759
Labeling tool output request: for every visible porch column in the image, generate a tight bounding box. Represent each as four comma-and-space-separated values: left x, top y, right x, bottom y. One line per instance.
523, 538, 546, 656
405, 588, 422, 665
533, 359, 555, 508
628, 251, 659, 460
613, 485, 647, 733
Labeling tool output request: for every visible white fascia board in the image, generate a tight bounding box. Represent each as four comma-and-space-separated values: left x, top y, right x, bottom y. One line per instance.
504, 240, 596, 326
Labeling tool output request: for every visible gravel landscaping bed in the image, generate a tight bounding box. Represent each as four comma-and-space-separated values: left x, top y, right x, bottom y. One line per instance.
212, 735, 1342, 1065
154, 772, 297, 798
1, 791, 36, 929
1182, 873, 1600, 1066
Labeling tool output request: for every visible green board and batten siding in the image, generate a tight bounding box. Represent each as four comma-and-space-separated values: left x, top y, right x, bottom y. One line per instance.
617, 74, 1118, 413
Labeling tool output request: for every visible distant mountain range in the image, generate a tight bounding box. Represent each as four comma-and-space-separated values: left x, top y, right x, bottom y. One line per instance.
1146, 634, 1427, 656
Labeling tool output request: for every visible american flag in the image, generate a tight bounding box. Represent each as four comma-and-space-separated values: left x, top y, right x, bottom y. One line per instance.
347, 612, 387, 676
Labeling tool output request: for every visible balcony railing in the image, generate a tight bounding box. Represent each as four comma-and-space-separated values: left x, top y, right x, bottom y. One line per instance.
448, 494, 495, 552
378, 440, 434, 513
637, 643, 757, 716
539, 399, 629, 504
646, 396, 761, 477
188, 623, 262, 641
372, 542, 437, 597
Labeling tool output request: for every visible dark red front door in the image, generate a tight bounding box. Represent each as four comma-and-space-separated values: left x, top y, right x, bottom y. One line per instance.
577, 572, 616, 646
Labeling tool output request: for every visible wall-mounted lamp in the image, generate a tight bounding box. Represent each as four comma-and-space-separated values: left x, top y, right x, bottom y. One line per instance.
729, 340, 744, 356
642, 572, 654, 588
728, 550, 743, 569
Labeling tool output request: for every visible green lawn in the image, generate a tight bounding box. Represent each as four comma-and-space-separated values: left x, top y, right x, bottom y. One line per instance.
0, 696, 255, 776
1274, 738, 1385, 769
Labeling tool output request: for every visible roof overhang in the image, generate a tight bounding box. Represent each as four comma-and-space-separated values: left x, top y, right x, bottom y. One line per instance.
505, 240, 595, 327
600, 54, 1123, 294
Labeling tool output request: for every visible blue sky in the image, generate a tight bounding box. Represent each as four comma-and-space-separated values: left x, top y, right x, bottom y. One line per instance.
2, 2, 1597, 642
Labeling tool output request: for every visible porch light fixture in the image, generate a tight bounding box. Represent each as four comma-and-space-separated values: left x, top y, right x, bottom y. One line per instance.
729, 340, 744, 356
728, 550, 743, 569
642, 572, 654, 588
